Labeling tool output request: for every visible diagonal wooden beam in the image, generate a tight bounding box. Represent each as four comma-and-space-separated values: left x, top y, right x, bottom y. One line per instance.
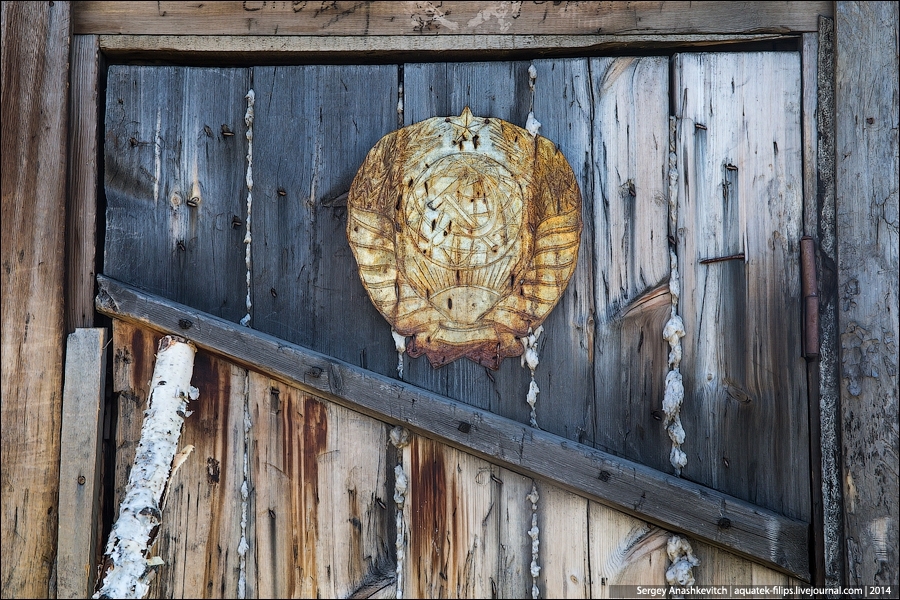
95, 274, 810, 580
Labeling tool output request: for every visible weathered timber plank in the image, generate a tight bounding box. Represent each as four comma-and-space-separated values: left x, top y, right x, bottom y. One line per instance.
589, 56, 672, 472
540, 486, 590, 598
673, 52, 811, 521
57, 328, 109, 599
814, 15, 846, 588
73, 1, 831, 36
401, 60, 533, 417
147, 353, 246, 599
96, 33, 793, 64
401, 58, 597, 441
834, 1, 899, 587
587, 506, 669, 594
66, 35, 101, 332
95, 275, 812, 579
249, 374, 392, 599
249, 65, 398, 376
0, 2, 71, 598
104, 66, 248, 322
402, 435, 500, 598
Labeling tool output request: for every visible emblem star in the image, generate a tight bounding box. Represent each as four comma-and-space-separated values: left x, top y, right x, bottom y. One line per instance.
448, 106, 485, 150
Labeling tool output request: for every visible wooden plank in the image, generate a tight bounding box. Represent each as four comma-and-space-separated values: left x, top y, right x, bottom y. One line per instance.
402, 435, 500, 598
540, 486, 589, 598
248, 65, 398, 375
103, 66, 249, 323
95, 275, 811, 579
73, 1, 831, 36
834, 1, 899, 587
813, 15, 846, 588
0, 2, 71, 598
400, 58, 597, 441
249, 374, 392, 598
587, 506, 669, 596
57, 328, 110, 599
66, 35, 102, 332
673, 52, 811, 521
96, 33, 793, 64
589, 56, 672, 472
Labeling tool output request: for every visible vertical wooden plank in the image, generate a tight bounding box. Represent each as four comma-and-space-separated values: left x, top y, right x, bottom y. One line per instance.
673, 52, 810, 520
57, 328, 109, 599
147, 353, 247, 599
401, 61, 534, 417
834, 1, 899, 586
249, 65, 398, 374
530, 58, 597, 443
66, 34, 101, 332
586, 506, 668, 597
104, 66, 248, 321
589, 56, 672, 471
404, 435, 502, 599
540, 485, 589, 599
402, 59, 598, 440
1, 3, 71, 597
250, 375, 392, 598
496, 467, 534, 599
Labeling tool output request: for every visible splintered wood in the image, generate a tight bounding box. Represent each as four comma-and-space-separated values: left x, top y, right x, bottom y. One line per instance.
348, 106, 582, 370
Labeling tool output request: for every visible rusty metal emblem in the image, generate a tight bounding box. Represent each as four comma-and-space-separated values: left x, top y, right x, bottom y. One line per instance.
348, 107, 582, 369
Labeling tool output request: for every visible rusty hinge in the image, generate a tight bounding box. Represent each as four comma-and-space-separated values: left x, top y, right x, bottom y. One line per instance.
800, 236, 820, 359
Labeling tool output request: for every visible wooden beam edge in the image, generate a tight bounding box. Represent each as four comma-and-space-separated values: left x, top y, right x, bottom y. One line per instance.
95, 274, 810, 580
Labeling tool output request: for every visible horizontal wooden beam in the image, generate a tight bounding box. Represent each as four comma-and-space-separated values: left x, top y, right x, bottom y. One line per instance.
95, 274, 810, 580
75, 1, 831, 37
96, 32, 793, 64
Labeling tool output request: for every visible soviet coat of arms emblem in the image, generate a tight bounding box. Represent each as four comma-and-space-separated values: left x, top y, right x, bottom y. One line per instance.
348, 107, 582, 369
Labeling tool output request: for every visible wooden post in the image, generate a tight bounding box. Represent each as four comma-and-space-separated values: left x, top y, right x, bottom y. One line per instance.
57, 328, 110, 599
1, 2, 71, 598
93, 335, 198, 599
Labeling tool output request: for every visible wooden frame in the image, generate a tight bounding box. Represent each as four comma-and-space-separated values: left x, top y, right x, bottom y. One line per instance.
49, 0, 898, 595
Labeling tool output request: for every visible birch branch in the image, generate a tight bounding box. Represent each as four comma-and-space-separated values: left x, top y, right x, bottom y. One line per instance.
93, 335, 198, 599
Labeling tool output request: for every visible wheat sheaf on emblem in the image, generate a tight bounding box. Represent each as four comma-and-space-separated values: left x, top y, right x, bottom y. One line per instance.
348, 107, 582, 370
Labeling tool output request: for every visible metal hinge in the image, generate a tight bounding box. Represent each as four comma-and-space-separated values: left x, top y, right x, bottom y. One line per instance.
801, 236, 820, 359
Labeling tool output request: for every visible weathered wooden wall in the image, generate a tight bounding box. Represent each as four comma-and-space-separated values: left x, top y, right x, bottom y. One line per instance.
109, 319, 804, 597
834, 1, 900, 587
101, 52, 815, 595
0, 3, 71, 598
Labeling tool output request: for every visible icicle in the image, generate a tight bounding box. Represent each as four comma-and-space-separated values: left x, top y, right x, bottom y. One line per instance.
237, 375, 252, 599
240, 89, 255, 328
665, 535, 700, 596
391, 330, 407, 379
662, 116, 688, 475
527, 482, 541, 599
390, 426, 410, 599
520, 326, 543, 428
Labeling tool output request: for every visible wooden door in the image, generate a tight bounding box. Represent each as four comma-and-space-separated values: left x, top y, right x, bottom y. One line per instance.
102, 52, 810, 597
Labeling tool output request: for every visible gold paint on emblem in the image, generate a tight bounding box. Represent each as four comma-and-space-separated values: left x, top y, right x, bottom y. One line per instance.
348, 107, 582, 369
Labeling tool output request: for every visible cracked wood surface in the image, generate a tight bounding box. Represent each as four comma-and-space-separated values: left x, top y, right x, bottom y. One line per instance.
96, 275, 811, 580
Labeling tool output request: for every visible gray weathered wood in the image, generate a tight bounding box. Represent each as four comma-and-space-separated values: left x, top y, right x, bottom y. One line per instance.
57, 328, 109, 599
589, 56, 672, 473
95, 274, 811, 579
249, 65, 398, 375
104, 66, 249, 322
0, 2, 71, 598
834, 1, 899, 587
813, 15, 846, 588
94, 33, 793, 65
673, 52, 811, 521
66, 34, 101, 332
72, 1, 832, 36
